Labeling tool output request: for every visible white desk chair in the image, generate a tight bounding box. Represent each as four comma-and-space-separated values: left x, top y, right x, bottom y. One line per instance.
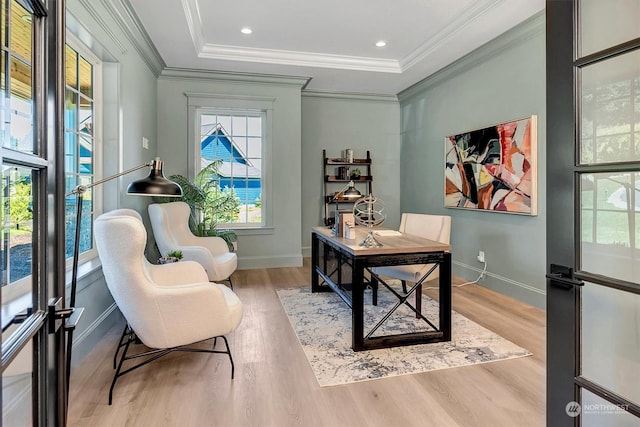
370, 213, 451, 316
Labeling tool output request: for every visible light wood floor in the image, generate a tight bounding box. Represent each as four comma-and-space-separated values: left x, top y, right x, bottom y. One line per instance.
68, 260, 546, 427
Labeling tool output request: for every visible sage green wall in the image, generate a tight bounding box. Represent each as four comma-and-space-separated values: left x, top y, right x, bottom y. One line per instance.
66, 3, 547, 372
301, 93, 401, 255
398, 12, 547, 308
156, 71, 306, 269
66, 0, 162, 364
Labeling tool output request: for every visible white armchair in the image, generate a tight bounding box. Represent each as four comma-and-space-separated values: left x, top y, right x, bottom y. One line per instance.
94, 209, 243, 404
148, 201, 237, 288
370, 213, 451, 316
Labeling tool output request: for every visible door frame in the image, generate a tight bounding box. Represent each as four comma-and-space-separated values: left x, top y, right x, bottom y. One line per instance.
546, 0, 640, 425
0, 0, 67, 425
546, 1, 578, 424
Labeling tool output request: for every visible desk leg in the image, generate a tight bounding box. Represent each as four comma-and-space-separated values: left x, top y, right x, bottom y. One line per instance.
352, 259, 365, 351
311, 233, 320, 292
439, 252, 452, 341
337, 251, 342, 290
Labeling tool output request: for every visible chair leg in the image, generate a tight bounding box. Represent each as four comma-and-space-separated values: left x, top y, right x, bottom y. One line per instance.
401, 280, 422, 318
221, 336, 235, 379
219, 275, 233, 289
109, 333, 236, 404
113, 324, 130, 369
212, 276, 234, 289
110, 333, 133, 405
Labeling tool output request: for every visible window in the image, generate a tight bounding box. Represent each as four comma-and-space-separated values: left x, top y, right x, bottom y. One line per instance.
197, 110, 265, 227
64, 40, 100, 261
1, 1, 47, 421
580, 49, 640, 251
187, 93, 273, 231
1, 0, 37, 289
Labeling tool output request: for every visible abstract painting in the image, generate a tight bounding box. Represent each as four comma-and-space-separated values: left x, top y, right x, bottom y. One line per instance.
444, 116, 537, 215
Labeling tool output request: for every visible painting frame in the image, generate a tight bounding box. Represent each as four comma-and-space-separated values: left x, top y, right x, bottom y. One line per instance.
444, 115, 537, 215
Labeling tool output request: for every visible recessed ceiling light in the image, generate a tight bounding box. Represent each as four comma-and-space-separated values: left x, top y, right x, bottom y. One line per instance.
375, 40, 387, 47
241, 27, 253, 35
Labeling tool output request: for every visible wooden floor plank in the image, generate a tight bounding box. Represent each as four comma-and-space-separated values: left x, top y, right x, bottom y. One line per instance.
68, 260, 545, 426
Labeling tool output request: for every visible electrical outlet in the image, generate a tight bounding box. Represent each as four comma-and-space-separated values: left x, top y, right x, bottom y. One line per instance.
142, 137, 149, 149
477, 250, 485, 263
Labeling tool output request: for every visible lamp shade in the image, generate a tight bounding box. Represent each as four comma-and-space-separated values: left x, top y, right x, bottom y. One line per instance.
126, 159, 183, 197
343, 185, 362, 198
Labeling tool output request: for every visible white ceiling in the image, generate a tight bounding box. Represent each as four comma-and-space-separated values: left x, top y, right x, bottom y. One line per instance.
129, 0, 544, 95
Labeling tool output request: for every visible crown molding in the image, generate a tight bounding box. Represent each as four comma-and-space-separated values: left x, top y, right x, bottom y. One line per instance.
398, 11, 545, 101
75, 0, 128, 54
181, 0, 512, 75
302, 89, 398, 103
100, 0, 166, 76
400, 0, 506, 70
184, 92, 276, 110
160, 67, 311, 88
198, 44, 402, 73
181, 0, 205, 54
182, 0, 399, 73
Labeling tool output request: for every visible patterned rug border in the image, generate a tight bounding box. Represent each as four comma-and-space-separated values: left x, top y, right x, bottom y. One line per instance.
276, 286, 532, 387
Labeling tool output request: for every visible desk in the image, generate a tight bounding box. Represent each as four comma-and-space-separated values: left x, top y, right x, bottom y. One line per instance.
311, 226, 452, 351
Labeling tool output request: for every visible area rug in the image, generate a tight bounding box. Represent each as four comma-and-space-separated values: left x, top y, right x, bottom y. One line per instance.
276, 286, 532, 386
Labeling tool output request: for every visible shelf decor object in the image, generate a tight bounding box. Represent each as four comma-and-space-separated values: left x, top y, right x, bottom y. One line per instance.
330, 180, 362, 203
444, 115, 537, 215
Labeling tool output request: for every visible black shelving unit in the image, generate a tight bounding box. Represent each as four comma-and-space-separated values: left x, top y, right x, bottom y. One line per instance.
322, 149, 373, 226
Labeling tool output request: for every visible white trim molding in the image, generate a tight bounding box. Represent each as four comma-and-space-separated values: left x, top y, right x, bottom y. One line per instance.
100, 0, 166, 75
180, 0, 524, 76
399, 10, 545, 101
453, 260, 546, 309
302, 90, 399, 103
199, 44, 402, 73
238, 255, 303, 270
72, 303, 119, 348
400, 0, 506, 70
160, 67, 311, 88
75, 0, 128, 54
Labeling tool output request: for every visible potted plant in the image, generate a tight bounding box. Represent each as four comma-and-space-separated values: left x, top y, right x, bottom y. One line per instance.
166, 249, 183, 260
156, 161, 239, 251
350, 168, 361, 179
158, 249, 182, 264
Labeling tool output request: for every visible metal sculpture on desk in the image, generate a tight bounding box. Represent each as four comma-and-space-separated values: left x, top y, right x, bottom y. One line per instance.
353, 195, 386, 247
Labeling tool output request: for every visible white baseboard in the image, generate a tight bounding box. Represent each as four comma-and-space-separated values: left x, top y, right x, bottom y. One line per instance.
70, 302, 123, 367
302, 246, 311, 258
453, 260, 546, 309
238, 254, 303, 270
72, 302, 118, 349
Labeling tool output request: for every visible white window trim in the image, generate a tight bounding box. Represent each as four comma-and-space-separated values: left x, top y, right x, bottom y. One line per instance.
186, 92, 274, 231
65, 32, 103, 269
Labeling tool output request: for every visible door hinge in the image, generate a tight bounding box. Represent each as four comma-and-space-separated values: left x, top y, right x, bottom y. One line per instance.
546, 264, 584, 289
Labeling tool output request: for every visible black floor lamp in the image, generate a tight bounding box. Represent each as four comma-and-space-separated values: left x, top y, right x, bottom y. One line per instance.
64, 157, 182, 401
